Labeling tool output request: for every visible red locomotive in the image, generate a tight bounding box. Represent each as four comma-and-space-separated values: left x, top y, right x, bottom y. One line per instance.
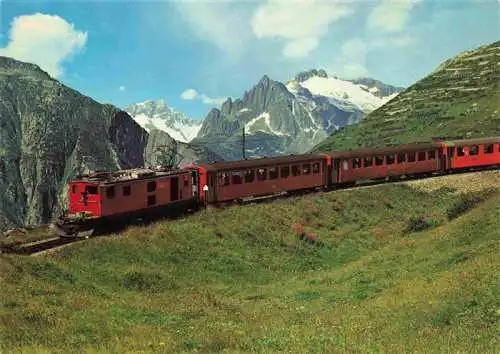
54, 137, 500, 237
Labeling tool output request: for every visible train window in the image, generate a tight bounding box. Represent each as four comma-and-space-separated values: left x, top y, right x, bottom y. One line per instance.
184, 177, 189, 187
281, 166, 290, 178
106, 186, 115, 199
123, 185, 131, 196
457, 146, 465, 157
147, 195, 156, 206
218, 173, 230, 186
470, 145, 479, 155
352, 158, 361, 169
312, 163, 320, 174
428, 151, 436, 160
397, 153, 405, 164
363, 156, 373, 167
484, 144, 494, 154
269, 167, 278, 180
147, 181, 157, 192
244, 170, 255, 183
418, 151, 426, 161
72, 185, 77, 194
231, 171, 243, 184
386, 153, 395, 165
292, 165, 301, 176
86, 186, 98, 194
407, 152, 416, 162
302, 164, 311, 174
257, 168, 267, 181
375, 156, 384, 166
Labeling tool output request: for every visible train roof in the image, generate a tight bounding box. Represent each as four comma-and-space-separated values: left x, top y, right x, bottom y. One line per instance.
327, 141, 444, 159
440, 136, 500, 147
326, 136, 500, 159
192, 153, 327, 172
71, 166, 190, 185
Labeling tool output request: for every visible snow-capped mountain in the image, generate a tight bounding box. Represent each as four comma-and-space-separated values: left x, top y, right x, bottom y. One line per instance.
193, 69, 403, 160
125, 99, 202, 143
287, 69, 401, 114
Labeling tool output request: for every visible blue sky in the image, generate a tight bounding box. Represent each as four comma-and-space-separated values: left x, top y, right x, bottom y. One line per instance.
0, 0, 498, 120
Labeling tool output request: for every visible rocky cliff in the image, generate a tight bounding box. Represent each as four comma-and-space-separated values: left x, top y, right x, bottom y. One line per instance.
0, 56, 219, 231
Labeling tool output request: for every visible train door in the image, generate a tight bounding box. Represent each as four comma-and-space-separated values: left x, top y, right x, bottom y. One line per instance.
437, 148, 443, 170
446, 147, 454, 170
191, 170, 199, 198
170, 177, 179, 201
332, 159, 340, 184
208, 173, 216, 203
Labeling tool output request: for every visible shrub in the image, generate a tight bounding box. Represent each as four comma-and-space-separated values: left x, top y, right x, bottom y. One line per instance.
405, 217, 432, 233
447, 195, 482, 220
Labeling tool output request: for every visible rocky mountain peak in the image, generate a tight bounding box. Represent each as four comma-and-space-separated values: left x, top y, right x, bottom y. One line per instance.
220, 97, 233, 115
294, 69, 328, 83
125, 99, 203, 142
347, 77, 405, 98
259, 75, 271, 85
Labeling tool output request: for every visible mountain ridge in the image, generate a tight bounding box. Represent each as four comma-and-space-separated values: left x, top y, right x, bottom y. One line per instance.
193, 70, 402, 160
125, 99, 202, 142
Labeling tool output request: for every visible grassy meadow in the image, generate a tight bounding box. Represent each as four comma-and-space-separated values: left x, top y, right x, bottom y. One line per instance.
1, 172, 499, 353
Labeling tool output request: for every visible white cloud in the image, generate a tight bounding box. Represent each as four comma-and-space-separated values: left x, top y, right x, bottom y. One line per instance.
283, 37, 318, 59
342, 63, 370, 78
341, 38, 367, 62
180, 88, 226, 105
0, 13, 87, 78
367, 0, 422, 33
118, 86, 126, 92
335, 33, 416, 78
175, 1, 251, 56
338, 38, 369, 78
252, 0, 354, 58
180, 88, 198, 100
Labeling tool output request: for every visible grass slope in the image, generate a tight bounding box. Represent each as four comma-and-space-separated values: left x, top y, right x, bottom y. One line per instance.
1, 172, 499, 353
313, 40, 500, 152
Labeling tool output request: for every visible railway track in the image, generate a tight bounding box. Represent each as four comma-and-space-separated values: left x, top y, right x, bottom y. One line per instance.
1, 167, 498, 257
0, 236, 85, 255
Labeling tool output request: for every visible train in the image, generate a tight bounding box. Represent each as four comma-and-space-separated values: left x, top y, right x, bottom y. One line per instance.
53, 136, 500, 237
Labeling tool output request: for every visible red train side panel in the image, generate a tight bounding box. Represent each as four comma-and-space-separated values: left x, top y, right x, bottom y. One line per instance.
328, 143, 443, 184
443, 138, 500, 170
69, 182, 101, 216
193, 154, 329, 204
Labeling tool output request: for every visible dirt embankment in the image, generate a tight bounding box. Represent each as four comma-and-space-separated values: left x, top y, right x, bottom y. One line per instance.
405, 170, 499, 194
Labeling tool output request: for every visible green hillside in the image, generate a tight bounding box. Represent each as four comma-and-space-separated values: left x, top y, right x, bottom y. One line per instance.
1, 171, 498, 353
313, 40, 500, 152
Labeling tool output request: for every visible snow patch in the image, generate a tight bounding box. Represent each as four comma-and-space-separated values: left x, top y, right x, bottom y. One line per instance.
245, 112, 289, 136
299, 76, 397, 114
132, 114, 202, 142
